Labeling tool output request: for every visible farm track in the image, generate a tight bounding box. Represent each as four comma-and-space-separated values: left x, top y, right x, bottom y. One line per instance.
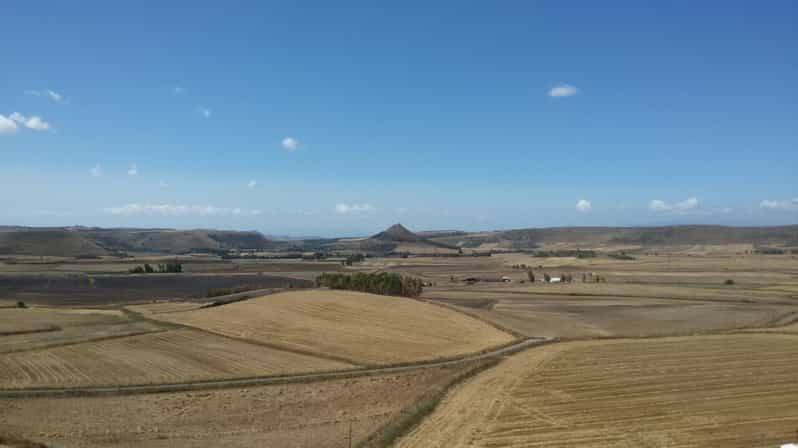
445, 287, 798, 305
0, 337, 546, 398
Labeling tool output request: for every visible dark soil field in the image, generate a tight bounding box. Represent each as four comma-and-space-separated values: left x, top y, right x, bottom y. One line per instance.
0, 273, 312, 306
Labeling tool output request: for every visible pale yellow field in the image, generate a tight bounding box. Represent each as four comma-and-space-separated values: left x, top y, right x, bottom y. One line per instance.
0, 329, 352, 388
398, 334, 798, 448
142, 290, 515, 365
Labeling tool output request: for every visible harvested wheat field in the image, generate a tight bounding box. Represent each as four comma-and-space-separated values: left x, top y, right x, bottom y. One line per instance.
142, 289, 514, 365
0, 362, 478, 448
0, 307, 165, 354
397, 333, 798, 448
0, 329, 352, 389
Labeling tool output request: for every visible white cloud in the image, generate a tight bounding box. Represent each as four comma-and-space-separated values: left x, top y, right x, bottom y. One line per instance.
8, 112, 51, 131
159, 179, 169, 188
649, 197, 699, 213
247, 180, 257, 188
90, 164, 102, 177
25, 89, 64, 103
548, 84, 579, 98
127, 164, 138, 176
335, 203, 376, 214
198, 107, 211, 118
575, 199, 592, 213
760, 198, 798, 211
0, 114, 19, 134
33, 209, 73, 217
104, 203, 262, 217
282, 137, 299, 151
173, 86, 186, 95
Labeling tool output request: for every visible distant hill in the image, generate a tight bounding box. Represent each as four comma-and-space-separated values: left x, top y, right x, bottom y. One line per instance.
427, 225, 798, 250
0, 227, 277, 257
0, 224, 795, 257
372, 223, 424, 242
0, 227, 106, 257
326, 223, 459, 254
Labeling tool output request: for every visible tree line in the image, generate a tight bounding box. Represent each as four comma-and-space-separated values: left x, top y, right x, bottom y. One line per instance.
316, 272, 423, 298
129, 261, 183, 274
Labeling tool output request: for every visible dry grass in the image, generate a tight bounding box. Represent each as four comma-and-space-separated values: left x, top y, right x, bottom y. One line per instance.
0, 363, 473, 447
143, 289, 515, 365
126, 301, 205, 315
0, 329, 352, 388
397, 334, 798, 448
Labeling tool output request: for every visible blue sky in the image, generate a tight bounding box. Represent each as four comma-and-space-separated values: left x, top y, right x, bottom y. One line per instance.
1, 1, 796, 236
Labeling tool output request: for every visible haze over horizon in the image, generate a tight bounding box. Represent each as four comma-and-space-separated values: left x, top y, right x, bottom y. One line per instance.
2, 1, 796, 237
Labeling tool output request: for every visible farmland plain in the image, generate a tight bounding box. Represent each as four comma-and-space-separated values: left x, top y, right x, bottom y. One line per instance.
1, 247, 797, 447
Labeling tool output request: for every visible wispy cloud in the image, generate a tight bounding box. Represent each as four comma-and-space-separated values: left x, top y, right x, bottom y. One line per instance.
104, 203, 262, 217
7, 112, 51, 131
127, 164, 138, 176
25, 89, 64, 103
575, 199, 592, 212
198, 107, 212, 118
33, 209, 73, 217
173, 86, 186, 95
90, 164, 102, 177
0, 114, 18, 134
159, 179, 169, 188
760, 198, 798, 211
649, 197, 699, 213
548, 84, 579, 98
282, 137, 299, 151
335, 203, 376, 214
247, 180, 257, 188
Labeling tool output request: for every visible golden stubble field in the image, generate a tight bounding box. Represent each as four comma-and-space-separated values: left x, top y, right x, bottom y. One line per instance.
0, 362, 478, 448
0, 329, 352, 389
137, 289, 515, 365
397, 333, 798, 448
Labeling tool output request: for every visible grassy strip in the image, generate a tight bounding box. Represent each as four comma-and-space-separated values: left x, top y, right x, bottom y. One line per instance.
356, 357, 501, 448
0, 434, 50, 448
0, 325, 61, 337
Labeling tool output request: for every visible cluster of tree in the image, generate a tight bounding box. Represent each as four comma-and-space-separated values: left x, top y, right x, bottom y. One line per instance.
583, 273, 606, 283
129, 261, 183, 274
512, 264, 529, 269
532, 250, 596, 258
316, 272, 424, 298
344, 254, 366, 266
607, 252, 636, 260
755, 247, 785, 255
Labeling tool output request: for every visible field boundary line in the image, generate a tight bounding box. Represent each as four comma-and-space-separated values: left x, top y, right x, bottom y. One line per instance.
441, 287, 798, 306
0, 338, 546, 398
122, 307, 367, 367
418, 297, 526, 339
0, 328, 171, 355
